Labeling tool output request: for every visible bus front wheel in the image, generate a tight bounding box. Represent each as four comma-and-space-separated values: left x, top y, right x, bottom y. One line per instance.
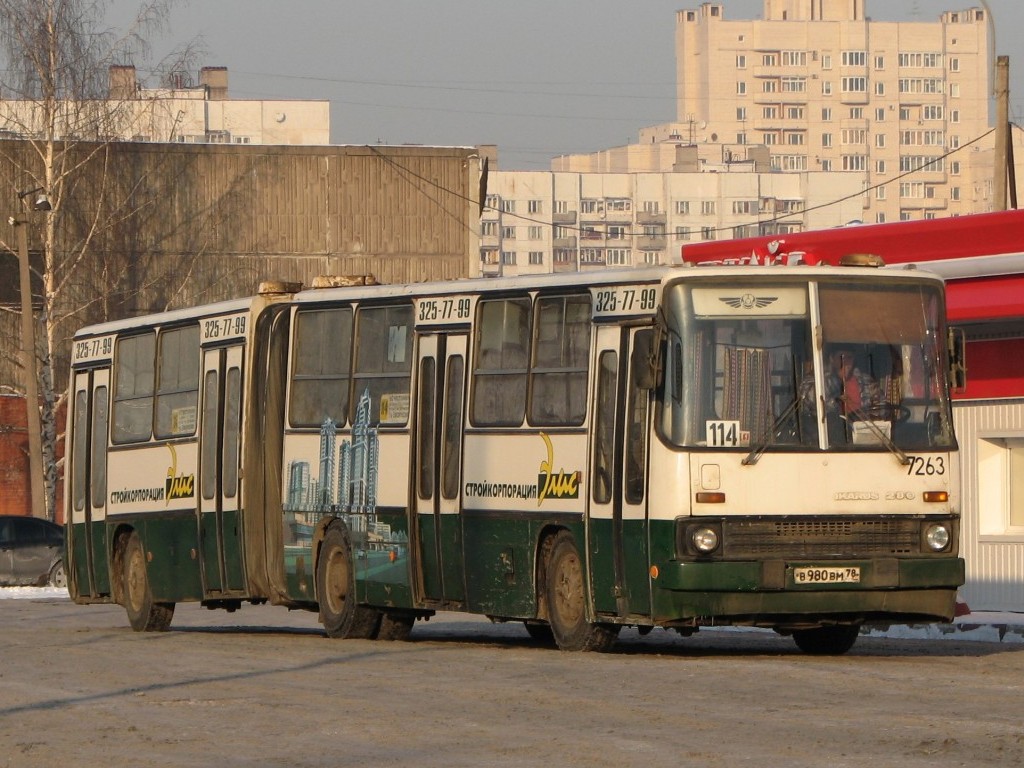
316, 524, 381, 639
123, 531, 174, 632
544, 531, 618, 652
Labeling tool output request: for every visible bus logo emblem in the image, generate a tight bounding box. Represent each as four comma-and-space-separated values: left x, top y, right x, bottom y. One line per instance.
537, 432, 581, 504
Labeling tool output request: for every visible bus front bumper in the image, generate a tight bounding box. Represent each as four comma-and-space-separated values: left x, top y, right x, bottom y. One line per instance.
650, 556, 965, 625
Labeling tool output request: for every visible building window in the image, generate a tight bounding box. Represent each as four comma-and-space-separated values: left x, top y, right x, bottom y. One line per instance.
821, 108, 832, 122
978, 437, 1024, 535
821, 81, 833, 96
951, 187, 961, 201
820, 159, 832, 171
607, 225, 626, 240
821, 54, 832, 70
502, 199, 516, 213
876, 107, 886, 121
875, 159, 886, 174
481, 221, 497, 237
900, 106, 912, 121
763, 106, 778, 119
951, 109, 960, 123
554, 200, 569, 214
822, 133, 833, 147
875, 186, 886, 200
842, 154, 867, 171
787, 106, 805, 119
874, 55, 885, 70
501, 251, 516, 265
842, 51, 866, 67
950, 83, 960, 98
736, 54, 746, 68
528, 251, 544, 265
736, 106, 747, 120
951, 161, 961, 175
762, 80, 778, 93
842, 77, 867, 93
701, 200, 716, 216
528, 200, 542, 214
700, 227, 717, 241
762, 53, 778, 66
674, 226, 691, 241
874, 82, 885, 96
606, 249, 631, 266
736, 81, 747, 95
675, 200, 690, 215
502, 226, 516, 239
875, 134, 886, 149
849, 107, 864, 119
528, 226, 543, 240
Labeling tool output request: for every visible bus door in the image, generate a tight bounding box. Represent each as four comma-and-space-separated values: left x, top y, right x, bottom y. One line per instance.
198, 344, 246, 595
67, 368, 111, 597
588, 326, 653, 619
413, 333, 468, 605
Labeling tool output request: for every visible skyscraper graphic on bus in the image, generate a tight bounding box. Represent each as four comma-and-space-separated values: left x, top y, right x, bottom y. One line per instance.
283, 389, 379, 533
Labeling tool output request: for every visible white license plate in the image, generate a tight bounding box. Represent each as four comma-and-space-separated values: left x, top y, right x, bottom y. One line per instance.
793, 566, 861, 585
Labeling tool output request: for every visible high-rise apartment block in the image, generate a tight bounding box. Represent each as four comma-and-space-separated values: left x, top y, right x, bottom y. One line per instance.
647, 1, 991, 224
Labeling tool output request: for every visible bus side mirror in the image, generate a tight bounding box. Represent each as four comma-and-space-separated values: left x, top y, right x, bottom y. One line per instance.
947, 327, 966, 393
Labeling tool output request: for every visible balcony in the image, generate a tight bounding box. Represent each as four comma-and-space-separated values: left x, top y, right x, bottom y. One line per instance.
553, 235, 577, 248
552, 211, 577, 225
636, 211, 667, 225
637, 235, 667, 250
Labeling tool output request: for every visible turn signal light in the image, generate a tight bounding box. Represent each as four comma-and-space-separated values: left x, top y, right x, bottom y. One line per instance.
695, 492, 726, 504
923, 491, 949, 503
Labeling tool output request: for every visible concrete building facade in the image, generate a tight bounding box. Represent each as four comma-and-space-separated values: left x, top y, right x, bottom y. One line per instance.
645, 1, 992, 224
480, 166, 863, 277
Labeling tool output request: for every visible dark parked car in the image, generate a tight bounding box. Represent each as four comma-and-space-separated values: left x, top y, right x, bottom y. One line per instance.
0, 515, 66, 588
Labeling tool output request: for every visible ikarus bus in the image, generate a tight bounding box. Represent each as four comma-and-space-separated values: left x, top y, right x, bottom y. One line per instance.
65, 262, 964, 654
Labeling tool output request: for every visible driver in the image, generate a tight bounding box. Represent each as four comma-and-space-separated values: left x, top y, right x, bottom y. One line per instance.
823, 346, 881, 417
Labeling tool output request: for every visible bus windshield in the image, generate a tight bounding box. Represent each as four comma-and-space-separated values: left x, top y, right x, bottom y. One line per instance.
661, 277, 956, 452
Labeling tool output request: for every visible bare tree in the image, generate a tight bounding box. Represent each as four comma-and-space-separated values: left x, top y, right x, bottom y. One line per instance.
0, 0, 201, 520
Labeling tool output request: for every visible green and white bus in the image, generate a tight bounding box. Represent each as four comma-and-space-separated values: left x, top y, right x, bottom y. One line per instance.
65, 263, 964, 654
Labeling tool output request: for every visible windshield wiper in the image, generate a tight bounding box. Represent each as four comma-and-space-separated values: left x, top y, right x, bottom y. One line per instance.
742, 393, 804, 466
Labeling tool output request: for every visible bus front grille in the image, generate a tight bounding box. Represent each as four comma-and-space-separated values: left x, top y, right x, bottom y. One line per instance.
721, 518, 921, 558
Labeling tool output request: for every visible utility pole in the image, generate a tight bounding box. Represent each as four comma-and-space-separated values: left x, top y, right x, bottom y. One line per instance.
994, 55, 1010, 211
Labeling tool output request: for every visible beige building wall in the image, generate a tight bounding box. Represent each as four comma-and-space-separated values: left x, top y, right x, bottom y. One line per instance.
480, 168, 863, 277
659, 2, 991, 223
0, 65, 330, 146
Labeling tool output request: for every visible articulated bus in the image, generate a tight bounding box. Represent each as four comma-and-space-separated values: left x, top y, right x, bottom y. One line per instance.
65, 262, 965, 654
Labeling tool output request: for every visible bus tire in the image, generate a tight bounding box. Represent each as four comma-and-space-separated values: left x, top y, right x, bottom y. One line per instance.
317, 523, 381, 639
792, 625, 860, 655
544, 531, 618, 652
523, 622, 555, 644
123, 531, 174, 632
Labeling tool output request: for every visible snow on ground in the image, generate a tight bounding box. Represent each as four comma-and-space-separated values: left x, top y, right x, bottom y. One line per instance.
0, 586, 69, 599
2, 586, 1022, 642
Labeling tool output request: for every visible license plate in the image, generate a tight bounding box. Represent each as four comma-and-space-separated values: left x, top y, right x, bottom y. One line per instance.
793, 566, 861, 585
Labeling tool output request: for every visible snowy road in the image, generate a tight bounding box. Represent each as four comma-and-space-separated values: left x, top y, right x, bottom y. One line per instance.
2, 595, 1023, 767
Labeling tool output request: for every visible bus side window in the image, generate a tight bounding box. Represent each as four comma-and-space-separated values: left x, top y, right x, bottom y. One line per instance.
471, 297, 531, 426
112, 332, 156, 444
352, 304, 414, 426
289, 308, 353, 427
529, 295, 591, 426
155, 325, 200, 439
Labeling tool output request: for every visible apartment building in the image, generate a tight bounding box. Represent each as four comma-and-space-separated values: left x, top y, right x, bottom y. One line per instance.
641, 1, 991, 223
480, 166, 863, 277
0, 65, 330, 146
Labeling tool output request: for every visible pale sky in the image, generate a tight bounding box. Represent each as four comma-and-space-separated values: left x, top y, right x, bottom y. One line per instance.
120, 1, 1022, 169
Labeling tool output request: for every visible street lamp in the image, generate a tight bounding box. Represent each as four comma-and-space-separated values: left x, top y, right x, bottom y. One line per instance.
10, 186, 51, 519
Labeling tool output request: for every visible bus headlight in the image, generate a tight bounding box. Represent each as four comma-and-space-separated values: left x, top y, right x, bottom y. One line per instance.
691, 526, 720, 554
924, 523, 951, 552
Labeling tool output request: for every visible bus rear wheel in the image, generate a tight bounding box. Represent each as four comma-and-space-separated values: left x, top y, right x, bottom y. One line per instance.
792, 625, 860, 655
123, 531, 174, 632
544, 531, 618, 652
317, 524, 381, 639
